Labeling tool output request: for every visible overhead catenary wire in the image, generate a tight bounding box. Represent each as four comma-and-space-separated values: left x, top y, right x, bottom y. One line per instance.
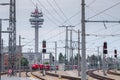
22, 39, 35, 47
30, 0, 80, 37
86, 0, 97, 7
37, 0, 62, 25
29, 0, 36, 7
36, 0, 80, 41
28, 0, 62, 42
85, 0, 120, 57
28, 0, 59, 26
53, 0, 72, 25
43, 13, 58, 26
61, 11, 80, 25
28, 0, 120, 53
86, 33, 120, 51
87, 1, 120, 19
86, 5, 120, 20
46, 30, 66, 41
91, 23, 120, 34
86, 33, 120, 37
46, 0, 65, 22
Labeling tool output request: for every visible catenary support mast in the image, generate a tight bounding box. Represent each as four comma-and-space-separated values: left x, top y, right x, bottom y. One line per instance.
81, 0, 86, 80
8, 0, 16, 75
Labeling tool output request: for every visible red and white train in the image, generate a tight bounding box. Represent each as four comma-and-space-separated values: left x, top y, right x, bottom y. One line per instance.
31, 64, 58, 70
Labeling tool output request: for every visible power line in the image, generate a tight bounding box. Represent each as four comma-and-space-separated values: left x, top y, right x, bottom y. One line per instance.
36, 0, 81, 41
85, 20, 120, 23
74, 22, 81, 26
88, 1, 120, 19
28, 0, 63, 44
91, 23, 120, 34
47, 0, 80, 25
30, 0, 36, 7
46, 30, 66, 40
43, 13, 58, 26
29, 0, 59, 26
22, 39, 35, 47
86, 33, 120, 37
37, 0, 62, 24
53, 0, 72, 25
46, 0, 65, 22
86, 6, 119, 20
61, 11, 80, 25
86, 0, 96, 7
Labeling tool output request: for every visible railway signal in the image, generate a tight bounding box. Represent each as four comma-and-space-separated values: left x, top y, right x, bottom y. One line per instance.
103, 42, 108, 54
114, 49, 117, 58
42, 40, 46, 53
52, 56, 54, 62
103, 42, 108, 76
114, 49, 118, 72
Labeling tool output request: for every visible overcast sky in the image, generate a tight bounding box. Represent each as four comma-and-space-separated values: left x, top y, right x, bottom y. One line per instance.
1, 0, 120, 58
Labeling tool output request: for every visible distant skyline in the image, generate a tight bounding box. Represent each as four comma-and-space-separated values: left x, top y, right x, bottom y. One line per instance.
0, 0, 120, 58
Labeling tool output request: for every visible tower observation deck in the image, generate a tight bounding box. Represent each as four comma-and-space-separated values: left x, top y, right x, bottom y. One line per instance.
29, 6, 44, 63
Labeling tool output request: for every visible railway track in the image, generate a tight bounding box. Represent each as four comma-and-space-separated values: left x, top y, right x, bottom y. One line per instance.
2, 70, 118, 80
28, 70, 80, 80
107, 70, 120, 76
31, 71, 68, 80
26, 71, 44, 80
87, 70, 115, 80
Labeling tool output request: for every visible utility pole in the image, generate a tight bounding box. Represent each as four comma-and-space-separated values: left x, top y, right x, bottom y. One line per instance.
59, 25, 74, 70
97, 46, 100, 72
70, 30, 73, 70
103, 54, 107, 75
19, 35, 21, 77
1, 39, 3, 72
0, 19, 2, 80
70, 30, 72, 61
103, 42, 107, 75
70, 29, 79, 70
65, 26, 68, 66
55, 41, 57, 73
81, 0, 86, 80
78, 30, 81, 76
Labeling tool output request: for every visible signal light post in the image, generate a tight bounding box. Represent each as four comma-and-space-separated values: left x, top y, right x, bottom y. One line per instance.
42, 40, 46, 53
42, 40, 46, 76
114, 49, 117, 58
114, 49, 117, 72
103, 42, 107, 76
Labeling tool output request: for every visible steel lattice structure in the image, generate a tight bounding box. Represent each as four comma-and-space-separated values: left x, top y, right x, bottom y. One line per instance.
8, 0, 16, 75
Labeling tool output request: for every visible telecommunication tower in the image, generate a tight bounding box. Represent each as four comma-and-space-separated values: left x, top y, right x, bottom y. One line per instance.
29, 6, 44, 63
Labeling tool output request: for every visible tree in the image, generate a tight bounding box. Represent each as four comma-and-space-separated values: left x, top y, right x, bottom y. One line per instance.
58, 53, 64, 63
72, 53, 81, 65
21, 57, 29, 66
88, 54, 99, 69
